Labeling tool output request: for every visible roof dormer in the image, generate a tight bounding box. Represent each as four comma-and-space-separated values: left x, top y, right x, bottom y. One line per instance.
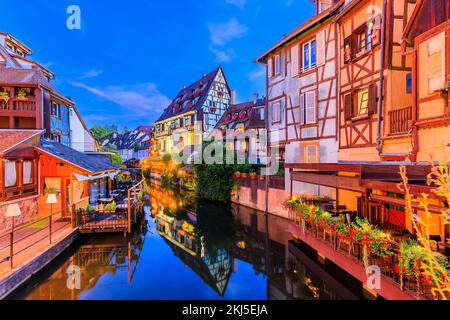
315, 0, 334, 15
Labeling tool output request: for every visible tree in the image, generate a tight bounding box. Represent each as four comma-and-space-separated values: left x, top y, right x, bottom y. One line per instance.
90, 125, 118, 143
110, 153, 123, 166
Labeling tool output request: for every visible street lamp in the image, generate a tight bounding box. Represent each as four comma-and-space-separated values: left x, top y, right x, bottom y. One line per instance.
46, 193, 58, 244
5, 203, 22, 231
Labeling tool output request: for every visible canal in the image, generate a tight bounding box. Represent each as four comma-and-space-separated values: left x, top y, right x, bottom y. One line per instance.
8, 184, 366, 300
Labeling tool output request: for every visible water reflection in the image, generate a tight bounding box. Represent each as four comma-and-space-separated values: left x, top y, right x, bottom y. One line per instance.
9, 183, 364, 300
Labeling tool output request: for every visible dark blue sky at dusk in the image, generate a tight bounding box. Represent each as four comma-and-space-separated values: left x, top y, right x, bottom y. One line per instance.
1, 0, 314, 130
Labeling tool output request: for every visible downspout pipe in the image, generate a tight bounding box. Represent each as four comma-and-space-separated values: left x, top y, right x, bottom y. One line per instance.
376, 0, 388, 153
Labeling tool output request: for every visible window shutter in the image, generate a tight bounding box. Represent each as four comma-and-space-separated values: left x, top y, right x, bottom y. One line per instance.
344, 93, 353, 120
300, 93, 305, 125
291, 45, 299, 77
368, 84, 377, 115
316, 30, 326, 67
306, 91, 316, 124
268, 58, 273, 78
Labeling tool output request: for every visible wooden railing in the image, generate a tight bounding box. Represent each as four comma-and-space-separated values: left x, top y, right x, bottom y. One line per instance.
388, 106, 413, 135
0, 98, 37, 114
289, 216, 446, 300
128, 179, 145, 233
0, 210, 70, 270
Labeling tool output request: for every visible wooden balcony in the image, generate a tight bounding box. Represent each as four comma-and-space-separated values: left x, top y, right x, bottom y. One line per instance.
388, 106, 413, 135
0, 97, 37, 118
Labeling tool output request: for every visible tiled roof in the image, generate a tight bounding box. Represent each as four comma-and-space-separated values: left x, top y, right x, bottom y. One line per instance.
156, 67, 221, 122
215, 97, 266, 130
36, 139, 118, 173
255, 0, 344, 63
105, 126, 154, 150
0, 67, 56, 91
0, 129, 42, 155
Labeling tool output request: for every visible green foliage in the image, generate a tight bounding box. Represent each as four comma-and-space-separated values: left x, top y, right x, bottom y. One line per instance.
86, 205, 96, 212
110, 153, 123, 165
162, 153, 172, 165
90, 125, 118, 143
102, 143, 118, 153
195, 163, 234, 202
104, 201, 117, 212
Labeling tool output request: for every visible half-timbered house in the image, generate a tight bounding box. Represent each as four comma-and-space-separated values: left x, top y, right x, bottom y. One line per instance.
0, 32, 73, 146
256, 0, 343, 196
402, 0, 450, 162
153, 67, 231, 157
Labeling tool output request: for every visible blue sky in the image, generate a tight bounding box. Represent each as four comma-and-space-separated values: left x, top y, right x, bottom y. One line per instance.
1, 0, 314, 130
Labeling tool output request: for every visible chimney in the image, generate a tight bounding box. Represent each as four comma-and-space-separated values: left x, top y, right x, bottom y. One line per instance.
231, 90, 236, 105
252, 93, 259, 104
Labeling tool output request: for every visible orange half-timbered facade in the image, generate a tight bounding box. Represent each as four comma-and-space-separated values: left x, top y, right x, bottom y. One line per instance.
403, 0, 450, 162
337, 0, 417, 161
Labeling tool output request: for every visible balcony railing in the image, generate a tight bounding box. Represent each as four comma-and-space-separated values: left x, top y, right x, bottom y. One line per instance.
388, 106, 413, 135
0, 97, 37, 115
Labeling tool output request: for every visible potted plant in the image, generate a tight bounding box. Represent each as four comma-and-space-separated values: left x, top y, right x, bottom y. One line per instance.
16, 88, 27, 100
234, 171, 241, 178
249, 172, 257, 180
0, 91, 9, 104
44, 187, 58, 196
241, 172, 247, 178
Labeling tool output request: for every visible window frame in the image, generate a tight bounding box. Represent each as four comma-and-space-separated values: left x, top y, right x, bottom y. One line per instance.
300, 91, 317, 125
273, 53, 281, 76
302, 39, 317, 72
271, 101, 282, 124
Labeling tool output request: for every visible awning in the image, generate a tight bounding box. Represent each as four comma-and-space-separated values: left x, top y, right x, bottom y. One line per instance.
74, 171, 119, 182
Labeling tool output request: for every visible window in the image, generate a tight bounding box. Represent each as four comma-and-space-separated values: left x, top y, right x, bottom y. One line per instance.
302, 39, 316, 72
6, 44, 14, 52
318, 0, 332, 13
355, 88, 369, 116
255, 107, 265, 121
23, 161, 33, 185
300, 143, 319, 163
344, 84, 377, 120
51, 102, 59, 117
300, 91, 317, 125
271, 102, 282, 124
184, 116, 191, 127
427, 33, 445, 92
274, 54, 281, 76
356, 26, 373, 54
406, 73, 412, 94
4, 160, 17, 188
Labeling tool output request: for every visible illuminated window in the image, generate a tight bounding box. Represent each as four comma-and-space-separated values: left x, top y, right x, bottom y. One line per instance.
355, 88, 369, 116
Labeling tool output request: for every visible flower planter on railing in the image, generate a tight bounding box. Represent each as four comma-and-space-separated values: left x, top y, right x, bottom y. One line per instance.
284, 195, 450, 300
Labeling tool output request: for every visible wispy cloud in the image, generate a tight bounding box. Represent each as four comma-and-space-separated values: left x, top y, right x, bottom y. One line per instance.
208, 18, 248, 46
225, 0, 246, 9
209, 46, 235, 63
247, 68, 265, 80
207, 18, 247, 63
78, 68, 104, 79
69, 81, 171, 119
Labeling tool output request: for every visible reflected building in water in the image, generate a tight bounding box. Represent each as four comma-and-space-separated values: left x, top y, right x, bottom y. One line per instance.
10, 184, 365, 300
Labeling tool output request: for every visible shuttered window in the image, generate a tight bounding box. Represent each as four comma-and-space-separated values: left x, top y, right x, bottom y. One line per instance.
316, 30, 326, 67
302, 39, 316, 72
299, 143, 320, 164
268, 58, 273, 78
367, 84, 377, 115
272, 101, 282, 124
300, 91, 317, 125
344, 93, 353, 120
291, 45, 299, 77
427, 33, 445, 92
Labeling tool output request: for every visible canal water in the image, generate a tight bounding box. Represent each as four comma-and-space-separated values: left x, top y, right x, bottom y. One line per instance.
8, 184, 365, 300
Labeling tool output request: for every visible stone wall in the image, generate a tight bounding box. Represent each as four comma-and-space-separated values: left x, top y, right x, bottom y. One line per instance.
0, 196, 39, 233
